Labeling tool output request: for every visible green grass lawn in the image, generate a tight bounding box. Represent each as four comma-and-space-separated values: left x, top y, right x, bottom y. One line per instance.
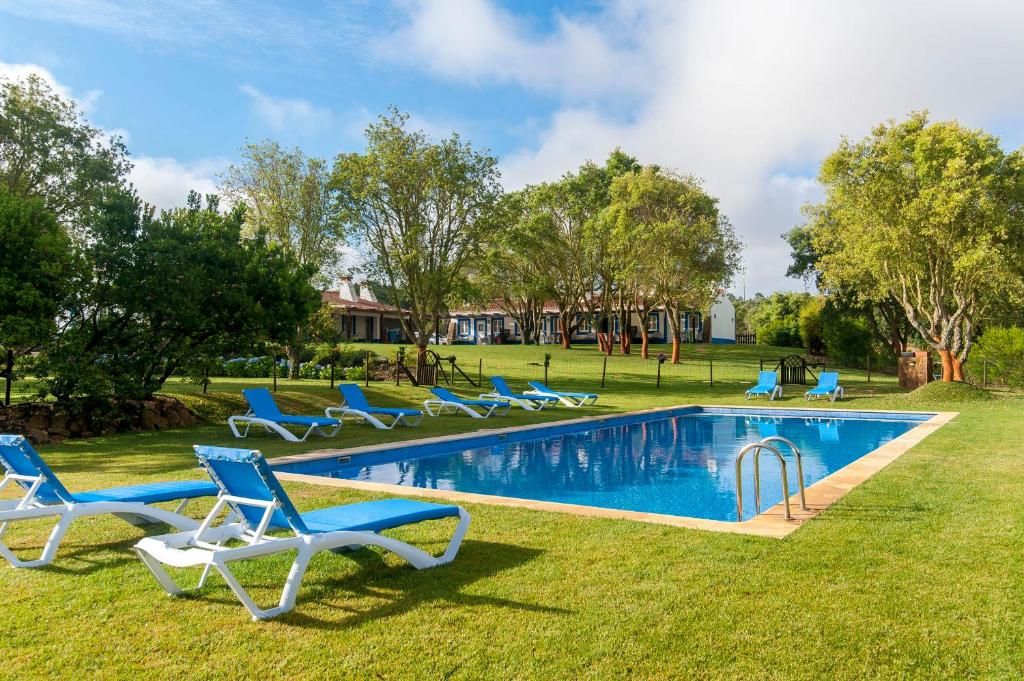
1, 344, 1022, 679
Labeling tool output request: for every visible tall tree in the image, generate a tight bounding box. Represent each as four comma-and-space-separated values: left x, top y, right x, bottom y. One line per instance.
0, 188, 75, 404
607, 167, 741, 363
475, 191, 551, 345
578, 150, 643, 355
220, 140, 345, 377
0, 74, 129, 230
811, 112, 1024, 381
524, 179, 589, 349
333, 109, 502, 358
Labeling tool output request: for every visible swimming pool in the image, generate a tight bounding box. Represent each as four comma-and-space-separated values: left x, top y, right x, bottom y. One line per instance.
274, 406, 937, 524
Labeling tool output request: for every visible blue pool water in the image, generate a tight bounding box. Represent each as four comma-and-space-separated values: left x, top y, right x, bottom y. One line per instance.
276, 407, 930, 521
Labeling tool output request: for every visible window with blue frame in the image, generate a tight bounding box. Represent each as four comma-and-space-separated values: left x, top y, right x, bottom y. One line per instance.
577, 315, 592, 334
647, 313, 659, 332
458, 319, 470, 335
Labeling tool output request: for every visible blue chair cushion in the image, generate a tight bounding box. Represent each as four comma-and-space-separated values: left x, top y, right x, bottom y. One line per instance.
362, 407, 421, 417
299, 498, 461, 533
72, 480, 219, 504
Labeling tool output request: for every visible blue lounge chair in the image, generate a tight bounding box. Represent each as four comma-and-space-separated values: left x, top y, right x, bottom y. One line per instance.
745, 371, 782, 400
134, 445, 469, 620
326, 384, 423, 429
228, 388, 341, 442
481, 376, 558, 411
805, 371, 844, 402
525, 381, 599, 408
423, 387, 511, 419
0, 434, 218, 568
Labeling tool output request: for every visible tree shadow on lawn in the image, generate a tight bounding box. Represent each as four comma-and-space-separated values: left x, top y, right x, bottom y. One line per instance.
284, 539, 568, 629
180, 539, 567, 629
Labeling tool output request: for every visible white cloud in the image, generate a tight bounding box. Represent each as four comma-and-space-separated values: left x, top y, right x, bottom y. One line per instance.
382, 0, 651, 99
0, 61, 102, 113
128, 156, 229, 211
239, 84, 333, 136
393, 0, 1024, 294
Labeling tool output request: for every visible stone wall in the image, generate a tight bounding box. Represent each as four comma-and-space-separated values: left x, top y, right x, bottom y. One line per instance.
0, 396, 201, 445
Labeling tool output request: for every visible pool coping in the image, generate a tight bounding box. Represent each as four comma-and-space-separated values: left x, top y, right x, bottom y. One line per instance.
272, 405, 958, 539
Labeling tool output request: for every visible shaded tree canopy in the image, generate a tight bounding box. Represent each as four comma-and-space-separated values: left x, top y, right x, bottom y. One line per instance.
40, 190, 320, 401
0, 187, 74, 355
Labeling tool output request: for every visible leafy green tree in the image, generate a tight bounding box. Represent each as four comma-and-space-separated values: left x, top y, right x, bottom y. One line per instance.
578, 150, 642, 354
605, 167, 741, 363
41, 190, 319, 401
474, 191, 552, 345
333, 109, 502, 358
820, 302, 873, 368
748, 292, 811, 348
973, 327, 1024, 388
520, 179, 590, 349
0, 74, 129, 229
220, 140, 345, 377
798, 297, 825, 353
0, 188, 74, 404
812, 112, 1024, 381
785, 221, 913, 363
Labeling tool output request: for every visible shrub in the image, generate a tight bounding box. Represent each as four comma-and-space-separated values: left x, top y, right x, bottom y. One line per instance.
973, 326, 1024, 388
798, 298, 825, 353
821, 303, 872, 368
757, 319, 801, 348
344, 365, 366, 381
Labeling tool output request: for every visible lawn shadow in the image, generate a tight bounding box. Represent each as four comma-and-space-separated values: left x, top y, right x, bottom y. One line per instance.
277, 539, 568, 629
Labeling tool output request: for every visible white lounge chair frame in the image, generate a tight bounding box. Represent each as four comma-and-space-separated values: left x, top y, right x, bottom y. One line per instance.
0, 471, 200, 568
805, 385, 844, 402
324, 405, 423, 430
134, 494, 470, 620
524, 386, 598, 408
478, 390, 550, 412
745, 385, 783, 401
423, 398, 510, 419
227, 410, 341, 442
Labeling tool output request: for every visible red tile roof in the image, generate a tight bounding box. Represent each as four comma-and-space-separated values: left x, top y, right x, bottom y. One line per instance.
321, 291, 408, 314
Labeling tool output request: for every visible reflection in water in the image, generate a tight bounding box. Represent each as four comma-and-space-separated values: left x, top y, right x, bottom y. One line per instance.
323, 414, 917, 522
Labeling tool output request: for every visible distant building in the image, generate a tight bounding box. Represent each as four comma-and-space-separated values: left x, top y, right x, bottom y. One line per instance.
321, 276, 410, 343
447, 294, 736, 345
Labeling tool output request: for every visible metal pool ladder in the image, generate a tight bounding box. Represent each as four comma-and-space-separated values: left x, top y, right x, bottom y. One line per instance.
735, 435, 807, 521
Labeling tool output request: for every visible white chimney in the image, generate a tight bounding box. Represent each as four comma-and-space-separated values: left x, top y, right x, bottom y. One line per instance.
337, 275, 358, 302
358, 282, 378, 303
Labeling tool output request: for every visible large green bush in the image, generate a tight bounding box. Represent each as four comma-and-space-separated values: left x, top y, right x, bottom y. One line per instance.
40, 190, 320, 400
973, 327, 1024, 388
798, 298, 825, 353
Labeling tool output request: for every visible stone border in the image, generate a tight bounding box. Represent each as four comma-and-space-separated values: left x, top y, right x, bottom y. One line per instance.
273, 406, 958, 539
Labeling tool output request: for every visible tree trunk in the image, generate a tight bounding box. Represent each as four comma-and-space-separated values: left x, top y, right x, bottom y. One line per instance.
937, 348, 954, 382
952, 355, 965, 382
640, 327, 649, 359
3, 348, 12, 407
559, 316, 571, 349
671, 335, 680, 364
286, 344, 301, 379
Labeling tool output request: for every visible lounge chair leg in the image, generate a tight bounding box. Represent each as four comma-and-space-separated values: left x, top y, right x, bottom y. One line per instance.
215, 549, 313, 621
0, 512, 74, 568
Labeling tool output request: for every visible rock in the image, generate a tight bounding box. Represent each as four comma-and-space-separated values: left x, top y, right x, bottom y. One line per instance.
26, 429, 50, 445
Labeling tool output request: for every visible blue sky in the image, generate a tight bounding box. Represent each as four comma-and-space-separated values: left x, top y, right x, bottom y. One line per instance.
2, 0, 1023, 294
